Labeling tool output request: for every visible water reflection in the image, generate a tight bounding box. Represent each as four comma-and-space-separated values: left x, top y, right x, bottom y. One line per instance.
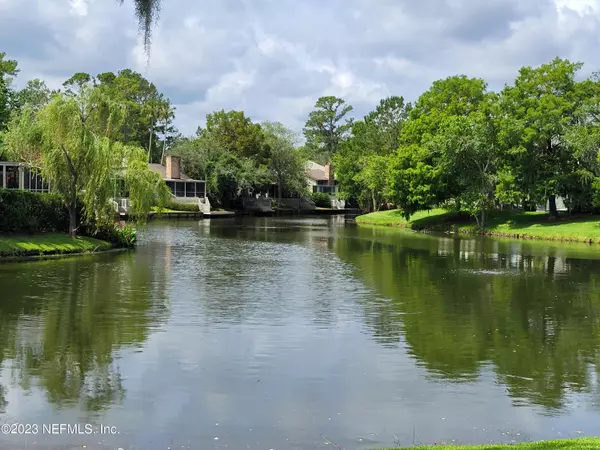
335, 227, 600, 413
0, 251, 168, 412
2, 219, 600, 449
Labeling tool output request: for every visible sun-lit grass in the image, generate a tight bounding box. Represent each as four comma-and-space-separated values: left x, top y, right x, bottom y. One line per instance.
0, 234, 112, 257
355, 208, 450, 226
356, 209, 600, 243
383, 437, 600, 450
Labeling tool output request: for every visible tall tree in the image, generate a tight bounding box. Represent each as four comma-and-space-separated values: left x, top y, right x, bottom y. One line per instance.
0, 52, 19, 157
303, 96, 353, 164
157, 98, 176, 165
201, 109, 269, 165
363, 96, 411, 154
17, 79, 53, 112
387, 76, 488, 218
0, 52, 19, 84
334, 96, 410, 210
93, 69, 172, 160
4, 85, 170, 236
262, 121, 307, 202
429, 93, 502, 226
499, 58, 584, 217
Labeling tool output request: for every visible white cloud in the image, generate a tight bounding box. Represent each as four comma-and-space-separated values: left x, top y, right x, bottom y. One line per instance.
1, 0, 600, 135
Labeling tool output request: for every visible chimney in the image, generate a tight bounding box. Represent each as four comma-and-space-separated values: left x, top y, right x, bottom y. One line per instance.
165, 155, 181, 179
324, 162, 334, 185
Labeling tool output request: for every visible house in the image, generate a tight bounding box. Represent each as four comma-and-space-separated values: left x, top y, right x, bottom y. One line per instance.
305, 161, 339, 196
148, 155, 211, 213
0, 162, 50, 193
148, 156, 206, 200
304, 160, 345, 209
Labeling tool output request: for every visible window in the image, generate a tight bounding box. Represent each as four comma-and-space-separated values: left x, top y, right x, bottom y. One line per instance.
174, 182, 185, 197
185, 182, 195, 197
22, 169, 49, 192
166, 181, 175, 195
6, 166, 18, 189
196, 182, 206, 197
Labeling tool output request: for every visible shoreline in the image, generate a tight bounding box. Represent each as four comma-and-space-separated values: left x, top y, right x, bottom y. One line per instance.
0, 234, 118, 262
356, 209, 600, 245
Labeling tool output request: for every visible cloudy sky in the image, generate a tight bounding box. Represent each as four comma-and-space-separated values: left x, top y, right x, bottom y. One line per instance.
1, 0, 599, 136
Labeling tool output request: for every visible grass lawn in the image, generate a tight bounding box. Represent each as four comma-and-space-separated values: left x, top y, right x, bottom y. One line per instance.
356, 208, 449, 226
384, 437, 600, 449
356, 209, 600, 243
0, 234, 113, 258
151, 206, 201, 213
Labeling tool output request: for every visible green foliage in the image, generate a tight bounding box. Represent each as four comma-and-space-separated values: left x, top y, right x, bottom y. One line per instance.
94, 222, 137, 248
303, 96, 353, 164
334, 96, 409, 210
387, 145, 443, 220
164, 200, 199, 212
202, 109, 269, 164
402, 75, 487, 146
499, 58, 586, 215
170, 128, 270, 209
4, 85, 169, 236
262, 121, 307, 198
0, 189, 68, 233
311, 192, 332, 208
16, 79, 53, 112
0, 52, 19, 84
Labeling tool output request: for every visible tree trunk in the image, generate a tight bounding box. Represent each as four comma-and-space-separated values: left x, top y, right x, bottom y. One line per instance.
148, 128, 153, 163
548, 194, 558, 220
68, 206, 77, 237
480, 208, 485, 229
278, 180, 282, 206
161, 138, 167, 165
372, 192, 378, 212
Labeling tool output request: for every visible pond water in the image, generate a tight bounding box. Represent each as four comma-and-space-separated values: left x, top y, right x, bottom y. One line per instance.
1, 216, 600, 449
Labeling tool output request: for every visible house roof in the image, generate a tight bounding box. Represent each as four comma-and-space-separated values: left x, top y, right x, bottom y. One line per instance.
148, 163, 198, 181
304, 160, 331, 181
306, 168, 328, 181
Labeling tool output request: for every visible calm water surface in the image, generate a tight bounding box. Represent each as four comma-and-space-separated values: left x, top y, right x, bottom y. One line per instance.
1, 216, 600, 449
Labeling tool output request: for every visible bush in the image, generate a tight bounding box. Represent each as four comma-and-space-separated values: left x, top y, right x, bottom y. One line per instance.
0, 189, 69, 233
311, 192, 332, 208
94, 222, 137, 248
164, 200, 199, 212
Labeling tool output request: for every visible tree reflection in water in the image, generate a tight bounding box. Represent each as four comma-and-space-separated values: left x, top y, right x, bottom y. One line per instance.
335, 230, 600, 413
0, 251, 168, 412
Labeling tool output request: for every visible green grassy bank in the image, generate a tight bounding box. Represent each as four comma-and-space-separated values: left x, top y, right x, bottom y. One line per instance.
385, 437, 600, 449
356, 209, 600, 244
0, 234, 113, 258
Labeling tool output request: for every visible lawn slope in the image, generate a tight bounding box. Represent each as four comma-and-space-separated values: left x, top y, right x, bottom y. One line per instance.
0, 234, 113, 258
356, 209, 600, 244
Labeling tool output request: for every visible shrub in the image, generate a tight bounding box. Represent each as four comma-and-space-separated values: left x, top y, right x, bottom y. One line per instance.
164, 200, 199, 212
94, 222, 137, 248
0, 189, 69, 233
311, 192, 332, 208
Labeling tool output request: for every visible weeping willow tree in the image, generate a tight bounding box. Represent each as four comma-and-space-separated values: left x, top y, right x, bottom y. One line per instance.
119, 0, 162, 54
4, 85, 170, 237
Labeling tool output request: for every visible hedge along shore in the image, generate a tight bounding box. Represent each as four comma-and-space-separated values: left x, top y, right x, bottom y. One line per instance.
384, 437, 600, 449
0, 189, 133, 261
355, 209, 600, 244
0, 234, 116, 260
